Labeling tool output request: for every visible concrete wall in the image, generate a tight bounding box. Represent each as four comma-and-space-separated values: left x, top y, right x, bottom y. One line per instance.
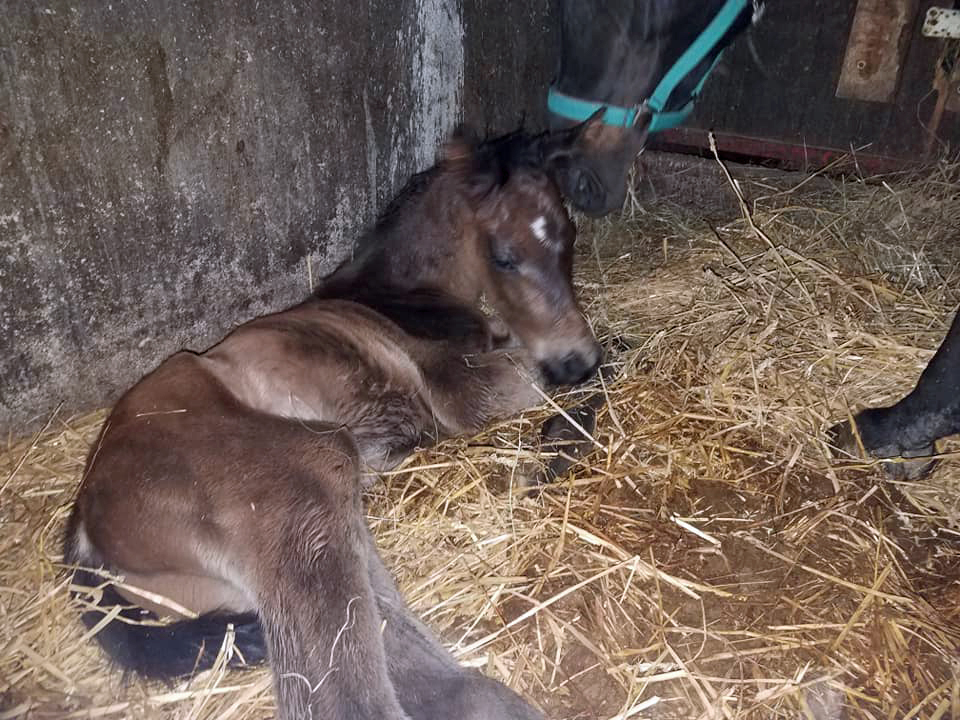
0, 0, 558, 432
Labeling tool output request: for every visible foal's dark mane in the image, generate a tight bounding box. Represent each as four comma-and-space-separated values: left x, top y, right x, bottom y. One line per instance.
313, 130, 548, 342
368, 129, 546, 239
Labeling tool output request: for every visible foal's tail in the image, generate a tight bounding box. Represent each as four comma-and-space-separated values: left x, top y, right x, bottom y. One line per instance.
68, 566, 269, 680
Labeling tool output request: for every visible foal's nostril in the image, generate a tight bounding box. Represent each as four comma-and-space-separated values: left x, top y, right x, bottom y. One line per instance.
578, 349, 602, 383
564, 353, 587, 381
541, 350, 601, 386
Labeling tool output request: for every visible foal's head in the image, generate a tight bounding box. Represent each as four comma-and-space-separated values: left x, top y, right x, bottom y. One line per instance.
326, 131, 601, 386
412, 133, 601, 384
435, 132, 601, 385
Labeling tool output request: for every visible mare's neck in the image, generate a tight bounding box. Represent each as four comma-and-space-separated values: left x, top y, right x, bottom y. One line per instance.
556, 0, 732, 106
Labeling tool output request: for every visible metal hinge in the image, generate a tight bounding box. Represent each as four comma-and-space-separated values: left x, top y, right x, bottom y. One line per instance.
922, 7, 960, 39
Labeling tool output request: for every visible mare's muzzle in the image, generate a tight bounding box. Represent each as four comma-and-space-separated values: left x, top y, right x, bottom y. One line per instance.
555, 164, 624, 218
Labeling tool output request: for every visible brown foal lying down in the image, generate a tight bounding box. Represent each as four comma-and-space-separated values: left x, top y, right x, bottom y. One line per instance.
65, 131, 600, 720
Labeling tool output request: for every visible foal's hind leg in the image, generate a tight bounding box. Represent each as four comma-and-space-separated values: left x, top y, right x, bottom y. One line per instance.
365, 534, 543, 720
249, 431, 410, 720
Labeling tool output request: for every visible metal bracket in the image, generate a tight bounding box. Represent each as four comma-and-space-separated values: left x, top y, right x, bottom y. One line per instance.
836, 0, 917, 103
922, 7, 960, 39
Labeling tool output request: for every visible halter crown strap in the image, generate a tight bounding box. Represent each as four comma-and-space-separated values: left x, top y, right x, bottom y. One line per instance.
548, 0, 750, 133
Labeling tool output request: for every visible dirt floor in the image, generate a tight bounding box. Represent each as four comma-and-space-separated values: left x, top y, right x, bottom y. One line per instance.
3, 154, 960, 719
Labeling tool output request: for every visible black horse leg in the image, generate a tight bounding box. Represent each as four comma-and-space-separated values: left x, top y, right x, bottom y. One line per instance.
365, 534, 544, 720
830, 309, 960, 479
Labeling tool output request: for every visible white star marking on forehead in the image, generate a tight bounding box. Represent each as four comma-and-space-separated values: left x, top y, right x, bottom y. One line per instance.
530, 215, 548, 246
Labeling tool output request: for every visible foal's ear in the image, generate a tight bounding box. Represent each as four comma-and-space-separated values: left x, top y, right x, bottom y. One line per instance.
442, 125, 480, 166
441, 129, 498, 203
441, 137, 474, 166
541, 107, 649, 162
442, 137, 492, 201
580, 109, 651, 148
578, 108, 613, 147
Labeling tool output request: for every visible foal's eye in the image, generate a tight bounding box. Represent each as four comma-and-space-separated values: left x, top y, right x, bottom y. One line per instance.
487, 233, 520, 272
492, 254, 519, 272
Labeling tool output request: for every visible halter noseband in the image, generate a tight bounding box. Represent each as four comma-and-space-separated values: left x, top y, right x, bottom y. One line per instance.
548, 0, 753, 133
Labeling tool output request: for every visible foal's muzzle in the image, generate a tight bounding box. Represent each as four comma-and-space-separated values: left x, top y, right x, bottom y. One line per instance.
540, 349, 601, 386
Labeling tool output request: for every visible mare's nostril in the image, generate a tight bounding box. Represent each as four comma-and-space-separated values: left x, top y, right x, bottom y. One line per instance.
539, 360, 560, 387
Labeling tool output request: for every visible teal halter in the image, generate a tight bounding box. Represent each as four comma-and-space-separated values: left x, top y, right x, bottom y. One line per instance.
548, 0, 750, 133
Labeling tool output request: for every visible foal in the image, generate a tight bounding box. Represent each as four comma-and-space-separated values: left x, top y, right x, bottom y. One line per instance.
65, 132, 600, 720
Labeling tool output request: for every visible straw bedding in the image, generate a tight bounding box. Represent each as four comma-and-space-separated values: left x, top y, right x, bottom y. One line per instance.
3, 154, 960, 719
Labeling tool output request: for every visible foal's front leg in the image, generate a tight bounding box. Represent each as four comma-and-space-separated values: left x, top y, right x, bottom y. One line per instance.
423, 347, 545, 437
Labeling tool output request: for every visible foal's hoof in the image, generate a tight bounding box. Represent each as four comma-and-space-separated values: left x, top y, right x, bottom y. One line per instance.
827, 419, 937, 481
536, 402, 600, 485
416, 671, 543, 720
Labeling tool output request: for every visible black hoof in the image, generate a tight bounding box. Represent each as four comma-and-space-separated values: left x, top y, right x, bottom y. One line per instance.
538, 403, 599, 484
827, 419, 937, 481
529, 333, 631, 489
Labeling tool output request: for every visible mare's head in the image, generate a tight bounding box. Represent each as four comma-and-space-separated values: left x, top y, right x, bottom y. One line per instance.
442, 132, 601, 385
544, 0, 759, 216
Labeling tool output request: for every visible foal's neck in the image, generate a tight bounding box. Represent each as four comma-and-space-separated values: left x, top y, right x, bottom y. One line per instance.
312, 179, 493, 346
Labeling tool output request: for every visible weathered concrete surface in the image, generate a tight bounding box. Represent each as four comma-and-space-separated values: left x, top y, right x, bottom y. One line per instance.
0, 0, 558, 432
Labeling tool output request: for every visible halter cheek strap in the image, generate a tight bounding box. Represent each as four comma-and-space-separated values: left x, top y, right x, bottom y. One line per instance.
548, 0, 751, 133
